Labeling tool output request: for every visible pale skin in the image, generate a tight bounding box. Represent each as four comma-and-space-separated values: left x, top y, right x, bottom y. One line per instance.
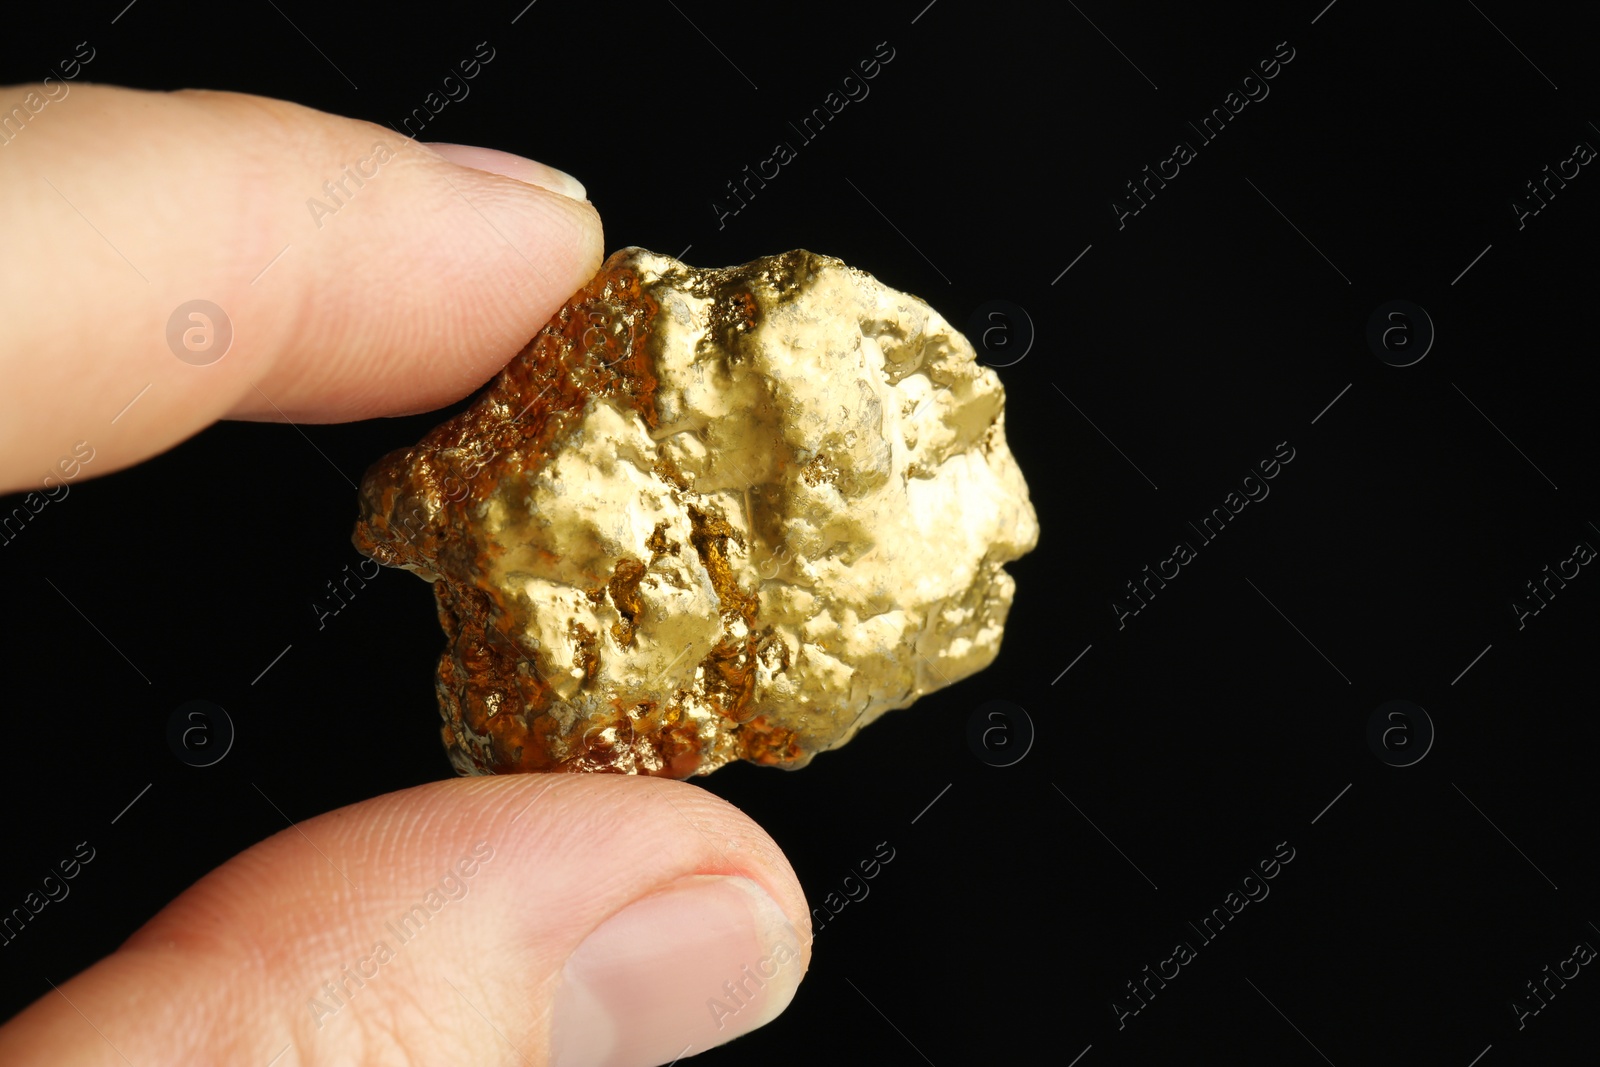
0, 84, 811, 1066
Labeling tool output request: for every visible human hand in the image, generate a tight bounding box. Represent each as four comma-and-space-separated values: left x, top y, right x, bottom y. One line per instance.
0, 84, 811, 1066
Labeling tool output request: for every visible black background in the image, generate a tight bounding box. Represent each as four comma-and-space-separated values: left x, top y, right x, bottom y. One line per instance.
4, 2, 1599, 1064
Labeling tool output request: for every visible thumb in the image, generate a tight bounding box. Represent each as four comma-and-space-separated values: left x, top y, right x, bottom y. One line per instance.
0, 776, 812, 1067
0, 83, 604, 492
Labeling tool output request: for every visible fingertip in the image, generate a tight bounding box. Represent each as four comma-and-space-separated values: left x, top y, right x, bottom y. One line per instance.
423, 142, 589, 202
0, 86, 607, 489
228, 113, 608, 423
0, 774, 809, 1067
551, 872, 808, 1067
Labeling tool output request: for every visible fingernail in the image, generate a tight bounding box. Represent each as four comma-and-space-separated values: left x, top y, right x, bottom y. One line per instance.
424, 143, 587, 201
550, 875, 808, 1067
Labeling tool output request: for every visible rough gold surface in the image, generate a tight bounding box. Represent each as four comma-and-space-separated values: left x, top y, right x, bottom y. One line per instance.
354, 248, 1038, 778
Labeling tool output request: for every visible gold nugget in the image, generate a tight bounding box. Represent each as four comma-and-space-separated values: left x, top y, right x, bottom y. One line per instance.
354, 249, 1037, 777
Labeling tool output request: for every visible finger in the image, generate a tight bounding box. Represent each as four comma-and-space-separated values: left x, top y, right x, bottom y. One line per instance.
0, 775, 811, 1067
0, 83, 604, 492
